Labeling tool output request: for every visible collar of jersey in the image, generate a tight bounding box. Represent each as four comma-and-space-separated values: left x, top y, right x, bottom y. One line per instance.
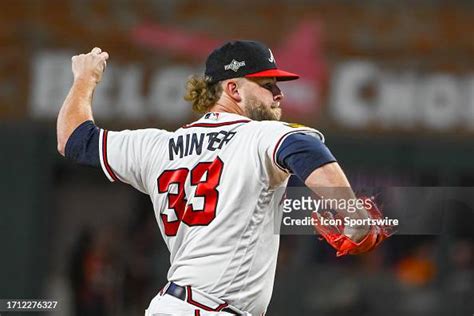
181, 112, 251, 129
201, 112, 250, 122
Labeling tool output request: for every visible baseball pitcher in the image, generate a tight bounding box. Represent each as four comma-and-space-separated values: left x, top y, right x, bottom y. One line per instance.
57, 41, 392, 315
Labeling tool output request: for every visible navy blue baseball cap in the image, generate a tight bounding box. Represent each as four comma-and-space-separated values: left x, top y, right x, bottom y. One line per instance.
205, 40, 299, 84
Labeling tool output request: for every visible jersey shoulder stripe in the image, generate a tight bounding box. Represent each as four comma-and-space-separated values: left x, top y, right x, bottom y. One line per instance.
271, 126, 325, 173
99, 129, 119, 182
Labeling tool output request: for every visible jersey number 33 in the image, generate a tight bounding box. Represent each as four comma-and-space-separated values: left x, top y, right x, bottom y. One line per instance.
157, 157, 224, 236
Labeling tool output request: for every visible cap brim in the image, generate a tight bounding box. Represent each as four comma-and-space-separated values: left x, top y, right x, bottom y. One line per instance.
245, 68, 300, 81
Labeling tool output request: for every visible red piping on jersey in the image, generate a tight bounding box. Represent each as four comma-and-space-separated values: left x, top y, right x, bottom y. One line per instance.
185, 286, 229, 311
182, 120, 251, 128
194, 310, 201, 316
272, 130, 304, 173
102, 130, 119, 182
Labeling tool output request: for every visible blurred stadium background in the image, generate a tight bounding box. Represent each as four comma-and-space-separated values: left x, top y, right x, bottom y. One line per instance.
0, 1, 473, 315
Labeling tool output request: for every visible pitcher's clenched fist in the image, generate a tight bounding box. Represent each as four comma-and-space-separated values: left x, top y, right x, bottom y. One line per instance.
71, 47, 109, 84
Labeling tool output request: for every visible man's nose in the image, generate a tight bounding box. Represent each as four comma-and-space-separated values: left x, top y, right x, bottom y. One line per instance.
273, 86, 284, 102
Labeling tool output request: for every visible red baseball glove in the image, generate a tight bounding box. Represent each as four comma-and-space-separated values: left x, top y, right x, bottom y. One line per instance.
312, 198, 396, 257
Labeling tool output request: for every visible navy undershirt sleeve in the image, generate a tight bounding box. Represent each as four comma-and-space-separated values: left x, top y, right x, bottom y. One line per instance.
65, 120, 100, 167
276, 133, 337, 182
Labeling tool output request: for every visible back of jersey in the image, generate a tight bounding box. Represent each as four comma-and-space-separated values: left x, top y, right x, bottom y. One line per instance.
99, 112, 323, 315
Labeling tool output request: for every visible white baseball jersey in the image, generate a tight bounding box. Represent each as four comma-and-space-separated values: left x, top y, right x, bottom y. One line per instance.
98, 112, 323, 315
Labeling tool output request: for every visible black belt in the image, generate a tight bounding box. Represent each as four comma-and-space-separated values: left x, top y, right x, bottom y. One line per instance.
164, 282, 241, 315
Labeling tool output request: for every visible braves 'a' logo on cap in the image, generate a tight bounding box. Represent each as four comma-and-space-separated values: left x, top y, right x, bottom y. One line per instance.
224, 59, 246, 72
268, 49, 275, 63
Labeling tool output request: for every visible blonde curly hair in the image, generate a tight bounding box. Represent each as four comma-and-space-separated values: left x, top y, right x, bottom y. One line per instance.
184, 75, 223, 114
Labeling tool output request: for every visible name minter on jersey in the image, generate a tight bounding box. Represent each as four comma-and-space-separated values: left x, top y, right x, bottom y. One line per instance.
168, 130, 236, 160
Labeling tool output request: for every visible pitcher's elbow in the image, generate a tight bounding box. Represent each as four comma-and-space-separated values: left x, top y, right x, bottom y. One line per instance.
57, 139, 66, 156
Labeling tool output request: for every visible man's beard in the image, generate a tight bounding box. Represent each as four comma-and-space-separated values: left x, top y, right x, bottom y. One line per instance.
244, 96, 282, 121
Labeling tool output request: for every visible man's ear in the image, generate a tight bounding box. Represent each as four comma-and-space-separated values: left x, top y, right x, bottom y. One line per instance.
223, 79, 242, 102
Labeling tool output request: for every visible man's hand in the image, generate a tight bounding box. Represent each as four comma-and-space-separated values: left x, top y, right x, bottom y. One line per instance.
57, 47, 109, 155
304, 163, 395, 256
71, 47, 109, 84
313, 198, 396, 256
